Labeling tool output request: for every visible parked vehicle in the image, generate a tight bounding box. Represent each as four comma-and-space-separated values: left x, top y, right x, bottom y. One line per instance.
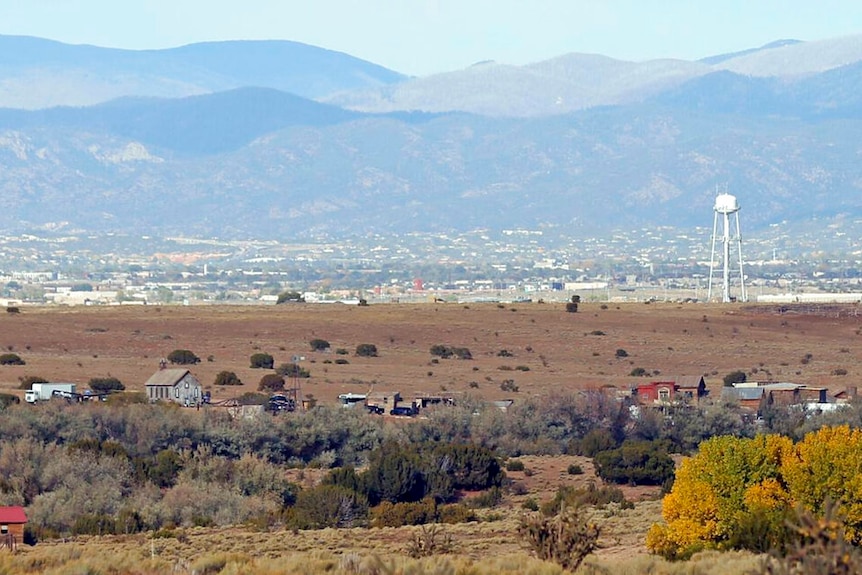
24, 383, 76, 403
389, 406, 416, 417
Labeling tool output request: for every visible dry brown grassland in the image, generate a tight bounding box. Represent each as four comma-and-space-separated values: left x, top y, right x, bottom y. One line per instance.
0, 301, 857, 573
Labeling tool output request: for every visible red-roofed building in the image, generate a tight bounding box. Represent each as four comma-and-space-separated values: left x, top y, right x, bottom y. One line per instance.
0, 506, 27, 551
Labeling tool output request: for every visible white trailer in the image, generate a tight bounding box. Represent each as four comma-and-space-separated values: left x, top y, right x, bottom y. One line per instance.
24, 383, 76, 403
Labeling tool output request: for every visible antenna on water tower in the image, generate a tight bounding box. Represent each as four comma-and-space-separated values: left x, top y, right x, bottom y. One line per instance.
707, 188, 747, 303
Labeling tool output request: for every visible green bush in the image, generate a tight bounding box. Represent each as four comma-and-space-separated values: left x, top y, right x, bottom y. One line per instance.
355, 343, 378, 357
0, 392, 20, 408
723, 370, 747, 386
567, 463, 584, 475
541, 483, 631, 516
88, 377, 125, 393
249, 353, 274, 369
593, 440, 675, 486
0, 353, 25, 365
309, 339, 331, 351
258, 373, 285, 392
569, 428, 618, 457
615, 349, 629, 358
288, 484, 368, 529
167, 349, 200, 365
275, 363, 310, 378
276, 291, 304, 304
371, 498, 437, 527
213, 371, 242, 386
506, 459, 526, 472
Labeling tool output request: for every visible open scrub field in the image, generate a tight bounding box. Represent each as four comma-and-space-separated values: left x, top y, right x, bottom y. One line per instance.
0, 301, 860, 402
1, 301, 861, 575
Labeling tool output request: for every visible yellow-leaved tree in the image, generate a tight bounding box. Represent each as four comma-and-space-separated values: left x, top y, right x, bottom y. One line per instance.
647, 433, 794, 559
781, 425, 862, 543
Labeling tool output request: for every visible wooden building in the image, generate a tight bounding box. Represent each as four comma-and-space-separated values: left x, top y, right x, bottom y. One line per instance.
145, 368, 203, 406
0, 506, 27, 551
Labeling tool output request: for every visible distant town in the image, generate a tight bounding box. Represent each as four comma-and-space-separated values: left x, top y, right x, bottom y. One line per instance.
2, 217, 862, 307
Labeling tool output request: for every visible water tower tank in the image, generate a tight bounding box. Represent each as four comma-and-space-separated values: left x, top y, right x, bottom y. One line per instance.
714, 193, 739, 214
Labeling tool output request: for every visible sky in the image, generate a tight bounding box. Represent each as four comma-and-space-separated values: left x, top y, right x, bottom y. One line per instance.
1, 0, 862, 76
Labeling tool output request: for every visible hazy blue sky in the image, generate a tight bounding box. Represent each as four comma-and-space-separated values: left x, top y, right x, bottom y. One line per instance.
2, 0, 861, 75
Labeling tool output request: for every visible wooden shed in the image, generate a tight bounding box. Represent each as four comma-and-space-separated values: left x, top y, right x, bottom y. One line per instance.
0, 506, 27, 551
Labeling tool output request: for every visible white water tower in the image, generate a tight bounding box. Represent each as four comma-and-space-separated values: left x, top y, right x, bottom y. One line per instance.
707, 192, 747, 303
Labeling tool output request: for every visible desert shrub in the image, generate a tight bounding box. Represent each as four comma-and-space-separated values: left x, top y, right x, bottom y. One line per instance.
500, 379, 519, 392
593, 440, 675, 486
615, 349, 629, 358
249, 353, 274, 369
275, 362, 310, 378
276, 290, 303, 304
6, 306, 20, 314
832, 368, 848, 376
430, 345, 472, 360
569, 428, 618, 457
518, 506, 600, 572
506, 459, 526, 472
0, 353, 24, 365
289, 484, 368, 529
515, 365, 530, 371
362, 442, 426, 505
167, 349, 200, 365
497, 349, 514, 357
467, 486, 502, 509
257, 373, 285, 392
88, 377, 125, 393
334, 358, 349, 365
630, 367, 648, 377
335, 348, 349, 355
590, 330, 606, 336
567, 463, 584, 475
309, 338, 330, 351
18, 375, 47, 389
406, 524, 454, 558
72, 513, 119, 536
355, 343, 378, 357
542, 483, 630, 516
522, 498, 540, 511
723, 370, 747, 386
213, 371, 242, 386
322, 466, 363, 493
430, 344, 453, 359
0, 392, 19, 408
371, 497, 437, 527
565, 302, 579, 313
437, 503, 476, 524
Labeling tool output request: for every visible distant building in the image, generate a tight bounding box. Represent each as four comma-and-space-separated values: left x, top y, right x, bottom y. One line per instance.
145, 368, 203, 406
0, 506, 27, 551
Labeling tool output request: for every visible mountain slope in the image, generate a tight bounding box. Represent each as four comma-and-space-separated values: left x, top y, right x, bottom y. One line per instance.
0, 35, 406, 109
1, 95, 860, 238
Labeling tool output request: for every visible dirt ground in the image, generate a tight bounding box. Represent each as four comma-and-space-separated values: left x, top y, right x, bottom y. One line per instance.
0, 301, 860, 404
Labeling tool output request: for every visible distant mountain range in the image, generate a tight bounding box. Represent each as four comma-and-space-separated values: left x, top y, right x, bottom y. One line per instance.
1, 34, 861, 239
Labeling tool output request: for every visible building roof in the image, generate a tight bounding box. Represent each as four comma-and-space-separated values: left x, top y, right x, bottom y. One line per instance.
0, 506, 27, 523
723, 387, 765, 401
145, 369, 192, 386
675, 375, 706, 387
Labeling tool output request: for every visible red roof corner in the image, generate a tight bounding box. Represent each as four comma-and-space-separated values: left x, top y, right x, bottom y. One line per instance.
0, 506, 27, 523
